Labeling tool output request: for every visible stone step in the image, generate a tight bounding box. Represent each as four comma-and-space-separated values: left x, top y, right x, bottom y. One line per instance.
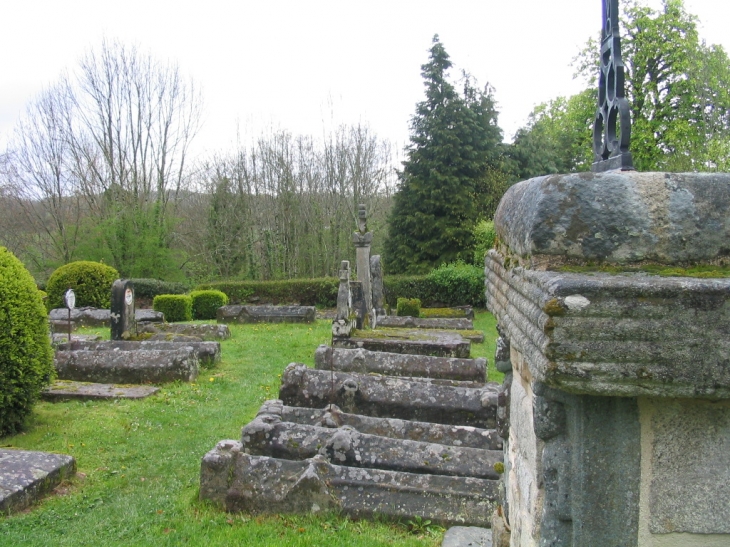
241, 412, 502, 480
315, 345, 487, 382
200, 441, 496, 527
279, 363, 498, 428
56, 339, 220, 366
0, 449, 76, 514
42, 380, 160, 401
54, 347, 199, 384
260, 400, 503, 451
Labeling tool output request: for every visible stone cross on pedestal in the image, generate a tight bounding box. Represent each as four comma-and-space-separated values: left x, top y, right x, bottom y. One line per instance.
352, 204, 373, 318
110, 279, 136, 340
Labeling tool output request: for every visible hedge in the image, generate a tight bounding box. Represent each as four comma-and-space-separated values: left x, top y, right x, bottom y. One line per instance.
46, 261, 119, 310
0, 247, 55, 436
153, 294, 193, 322
190, 290, 229, 320
128, 278, 190, 299
396, 297, 421, 317
196, 278, 339, 307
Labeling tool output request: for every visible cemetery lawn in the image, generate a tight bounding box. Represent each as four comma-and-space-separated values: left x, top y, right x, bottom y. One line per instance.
0, 310, 499, 546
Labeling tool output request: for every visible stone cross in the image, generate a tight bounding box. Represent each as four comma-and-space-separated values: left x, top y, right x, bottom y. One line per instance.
110, 279, 136, 340
352, 204, 373, 317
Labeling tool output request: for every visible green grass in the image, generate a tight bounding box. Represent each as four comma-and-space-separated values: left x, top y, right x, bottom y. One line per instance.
471, 310, 503, 383
1, 319, 444, 546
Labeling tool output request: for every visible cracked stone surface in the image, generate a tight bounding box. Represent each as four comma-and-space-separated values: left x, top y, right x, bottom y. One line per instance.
0, 449, 76, 514
42, 380, 159, 401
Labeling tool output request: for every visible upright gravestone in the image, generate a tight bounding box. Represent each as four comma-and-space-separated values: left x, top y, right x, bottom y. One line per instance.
110, 279, 136, 341
370, 255, 385, 317
352, 204, 373, 318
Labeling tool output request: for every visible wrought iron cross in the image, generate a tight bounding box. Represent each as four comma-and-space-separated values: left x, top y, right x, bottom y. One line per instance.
592, 0, 634, 171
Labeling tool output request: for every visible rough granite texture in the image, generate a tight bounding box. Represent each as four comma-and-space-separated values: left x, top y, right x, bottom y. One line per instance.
644, 398, 730, 534
334, 328, 471, 358
217, 304, 316, 324
485, 251, 730, 399
279, 363, 498, 428
495, 171, 730, 265
262, 400, 503, 451
241, 412, 502, 479
54, 346, 199, 384
0, 449, 76, 514
42, 380, 160, 401
56, 339, 220, 366
314, 345, 486, 382
442, 526, 492, 547
377, 316, 475, 331
200, 441, 497, 526
137, 322, 231, 341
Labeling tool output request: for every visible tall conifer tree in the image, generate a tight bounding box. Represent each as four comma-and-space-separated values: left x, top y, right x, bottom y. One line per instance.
384, 35, 503, 274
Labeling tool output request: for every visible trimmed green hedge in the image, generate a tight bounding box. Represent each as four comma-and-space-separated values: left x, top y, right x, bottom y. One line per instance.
384, 262, 485, 308
190, 290, 229, 320
0, 247, 55, 436
129, 278, 190, 299
153, 294, 193, 323
196, 278, 339, 307
46, 261, 119, 310
396, 297, 421, 317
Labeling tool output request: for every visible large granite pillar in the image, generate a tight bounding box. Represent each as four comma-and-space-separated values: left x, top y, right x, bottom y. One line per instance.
353, 204, 373, 321
486, 171, 730, 547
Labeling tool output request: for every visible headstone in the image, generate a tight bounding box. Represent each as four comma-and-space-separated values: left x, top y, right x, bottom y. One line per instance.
349, 281, 367, 329
352, 204, 373, 317
370, 255, 386, 317
110, 279, 135, 340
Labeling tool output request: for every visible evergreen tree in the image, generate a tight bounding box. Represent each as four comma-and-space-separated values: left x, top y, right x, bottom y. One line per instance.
384, 36, 504, 274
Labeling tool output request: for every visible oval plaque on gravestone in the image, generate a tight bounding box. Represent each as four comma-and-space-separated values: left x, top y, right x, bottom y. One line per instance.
125, 288, 133, 306
64, 289, 76, 309
111, 279, 136, 341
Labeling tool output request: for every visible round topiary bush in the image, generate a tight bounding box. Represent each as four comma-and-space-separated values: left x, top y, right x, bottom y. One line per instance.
153, 294, 193, 322
190, 290, 229, 320
46, 261, 119, 310
0, 247, 55, 436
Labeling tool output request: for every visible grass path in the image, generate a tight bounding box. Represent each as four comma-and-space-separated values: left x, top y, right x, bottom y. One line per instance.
0, 311, 499, 546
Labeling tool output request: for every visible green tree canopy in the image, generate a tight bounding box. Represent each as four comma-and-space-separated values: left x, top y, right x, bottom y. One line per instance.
384, 36, 505, 274
512, 0, 730, 175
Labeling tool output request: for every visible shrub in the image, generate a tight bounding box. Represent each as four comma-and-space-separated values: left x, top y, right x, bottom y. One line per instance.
129, 278, 190, 299
427, 262, 485, 307
190, 290, 229, 320
396, 297, 421, 317
473, 219, 497, 266
0, 247, 55, 436
196, 278, 338, 307
153, 294, 193, 322
46, 261, 119, 310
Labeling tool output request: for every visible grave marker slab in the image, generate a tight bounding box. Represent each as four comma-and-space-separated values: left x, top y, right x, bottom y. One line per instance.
0, 449, 75, 514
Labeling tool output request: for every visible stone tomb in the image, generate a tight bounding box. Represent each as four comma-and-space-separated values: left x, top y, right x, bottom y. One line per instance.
314, 345, 486, 382
279, 363, 498, 428
217, 305, 316, 324
333, 327, 472, 358
0, 449, 76, 514
49, 307, 162, 331
487, 171, 730, 547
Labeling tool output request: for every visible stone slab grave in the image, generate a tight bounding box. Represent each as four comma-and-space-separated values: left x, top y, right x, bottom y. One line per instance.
315, 345, 487, 382
376, 315, 474, 331
259, 399, 504, 450
137, 321, 231, 341
217, 304, 316, 324
334, 327, 472, 358
279, 363, 498, 428
0, 449, 76, 514
241, 407, 502, 479
49, 307, 162, 331
201, 442, 496, 526
488, 171, 730, 546
42, 380, 160, 401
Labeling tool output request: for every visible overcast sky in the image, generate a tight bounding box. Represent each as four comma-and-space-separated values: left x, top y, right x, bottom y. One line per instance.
2, 0, 729, 158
